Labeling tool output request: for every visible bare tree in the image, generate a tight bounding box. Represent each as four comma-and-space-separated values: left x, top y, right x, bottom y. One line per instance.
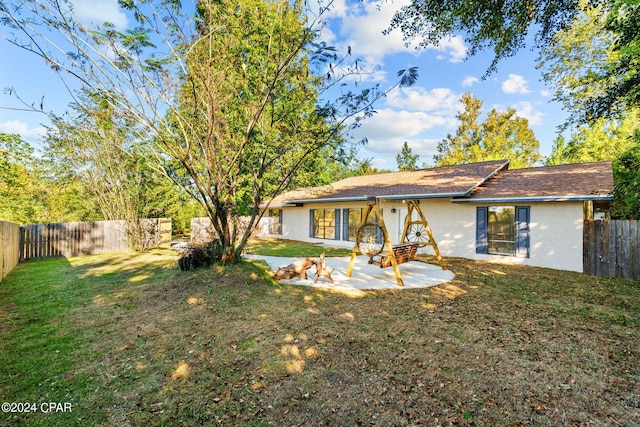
1, 0, 417, 262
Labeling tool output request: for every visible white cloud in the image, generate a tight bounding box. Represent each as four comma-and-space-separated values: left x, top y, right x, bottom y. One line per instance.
432, 36, 467, 63
336, 0, 414, 62
502, 74, 531, 94
462, 75, 479, 87
0, 120, 47, 142
359, 134, 442, 169
513, 101, 545, 125
346, 107, 453, 161
489, 101, 545, 126
385, 87, 460, 114
329, 0, 466, 65
72, 0, 128, 30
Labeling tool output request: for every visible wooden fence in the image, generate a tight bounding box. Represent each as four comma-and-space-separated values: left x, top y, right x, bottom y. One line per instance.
584, 220, 640, 280
190, 216, 269, 244
19, 218, 172, 261
1, 221, 20, 282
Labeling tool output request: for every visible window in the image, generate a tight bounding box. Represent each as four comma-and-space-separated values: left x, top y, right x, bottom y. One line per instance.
488, 206, 515, 255
476, 206, 529, 258
342, 208, 363, 241
342, 208, 382, 242
309, 209, 340, 240
269, 209, 282, 235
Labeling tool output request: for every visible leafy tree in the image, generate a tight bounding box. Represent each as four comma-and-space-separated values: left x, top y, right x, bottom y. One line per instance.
593, 0, 640, 121
45, 92, 184, 249
0, 0, 418, 262
482, 108, 542, 168
611, 139, 640, 219
0, 132, 96, 224
537, 0, 621, 125
386, 0, 582, 75
545, 109, 639, 165
0, 133, 41, 223
433, 93, 483, 166
396, 141, 420, 170
434, 93, 541, 168
386, 0, 639, 122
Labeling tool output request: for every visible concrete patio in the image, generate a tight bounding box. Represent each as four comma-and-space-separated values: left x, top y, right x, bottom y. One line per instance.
247, 254, 455, 291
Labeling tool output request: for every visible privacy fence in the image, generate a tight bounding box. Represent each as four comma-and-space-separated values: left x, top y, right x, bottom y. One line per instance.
584, 220, 640, 281
20, 218, 172, 261
0, 219, 171, 282
190, 216, 270, 244
1, 221, 20, 281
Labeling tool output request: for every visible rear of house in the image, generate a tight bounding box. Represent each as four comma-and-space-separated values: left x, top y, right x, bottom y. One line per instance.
261, 160, 614, 273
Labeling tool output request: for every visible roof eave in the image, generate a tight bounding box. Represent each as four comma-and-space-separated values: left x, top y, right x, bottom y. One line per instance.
281, 192, 472, 205
452, 195, 613, 204
282, 196, 371, 205
378, 192, 468, 201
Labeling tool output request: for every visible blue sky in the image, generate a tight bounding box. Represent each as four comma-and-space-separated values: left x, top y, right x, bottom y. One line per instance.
0, 0, 568, 170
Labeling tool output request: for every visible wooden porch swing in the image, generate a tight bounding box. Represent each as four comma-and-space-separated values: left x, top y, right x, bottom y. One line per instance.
346, 200, 446, 286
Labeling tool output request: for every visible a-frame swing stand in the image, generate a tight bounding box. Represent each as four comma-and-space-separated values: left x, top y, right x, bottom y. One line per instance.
346, 200, 446, 286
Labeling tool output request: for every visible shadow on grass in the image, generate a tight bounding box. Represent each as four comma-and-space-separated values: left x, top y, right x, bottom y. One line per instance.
1, 247, 639, 426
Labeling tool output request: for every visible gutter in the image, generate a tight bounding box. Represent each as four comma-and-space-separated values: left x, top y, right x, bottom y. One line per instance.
377, 192, 468, 201
282, 196, 371, 205
284, 192, 473, 205
452, 195, 613, 203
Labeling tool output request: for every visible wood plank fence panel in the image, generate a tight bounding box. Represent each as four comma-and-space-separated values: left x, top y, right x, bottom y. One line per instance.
584, 220, 640, 281
190, 216, 270, 245
18, 219, 170, 261
1, 221, 21, 281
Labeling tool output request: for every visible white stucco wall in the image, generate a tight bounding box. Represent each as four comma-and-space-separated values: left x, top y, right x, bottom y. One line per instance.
264, 198, 585, 272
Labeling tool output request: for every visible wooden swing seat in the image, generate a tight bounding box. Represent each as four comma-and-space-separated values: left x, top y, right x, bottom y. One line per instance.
368, 243, 419, 268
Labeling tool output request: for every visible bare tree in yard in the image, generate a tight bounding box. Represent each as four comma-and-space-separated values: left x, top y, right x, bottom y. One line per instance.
1, 0, 417, 263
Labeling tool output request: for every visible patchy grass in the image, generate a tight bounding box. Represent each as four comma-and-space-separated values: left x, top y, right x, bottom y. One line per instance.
244, 238, 352, 257
0, 241, 639, 426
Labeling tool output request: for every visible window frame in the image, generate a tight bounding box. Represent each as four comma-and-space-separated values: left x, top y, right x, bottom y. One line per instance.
342, 208, 363, 242
268, 209, 282, 235
309, 208, 340, 240
487, 206, 516, 256
476, 205, 530, 258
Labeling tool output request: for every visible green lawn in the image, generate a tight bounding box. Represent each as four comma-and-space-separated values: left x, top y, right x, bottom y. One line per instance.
0, 240, 638, 426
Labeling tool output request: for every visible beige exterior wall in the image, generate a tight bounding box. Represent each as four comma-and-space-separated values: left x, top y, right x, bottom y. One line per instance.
264, 198, 585, 272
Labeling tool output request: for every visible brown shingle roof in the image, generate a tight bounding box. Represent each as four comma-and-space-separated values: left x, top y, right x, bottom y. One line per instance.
466, 162, 614, 201
269, 160, 509, 206
266, 160, 613, 207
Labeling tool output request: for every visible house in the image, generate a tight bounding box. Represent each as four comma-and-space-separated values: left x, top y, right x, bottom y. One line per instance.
262, 160, 614, 272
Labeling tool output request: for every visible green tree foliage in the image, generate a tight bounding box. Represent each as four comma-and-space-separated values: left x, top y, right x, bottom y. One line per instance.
396, 141, 420, 170
546, 109, 640, 165
434, 93, 541, 168
387, 0, 639, 123
434, 93, 483, 166
45, 92, 189, 249
611, 139, 640, 219
537, 0, 627, 125
536, 0, 639, 218
1, 0, 418, 261
594, 0, 640, 121
0, 133, 41, 223
0, 132, 97, 224
386, 0, 580, 75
